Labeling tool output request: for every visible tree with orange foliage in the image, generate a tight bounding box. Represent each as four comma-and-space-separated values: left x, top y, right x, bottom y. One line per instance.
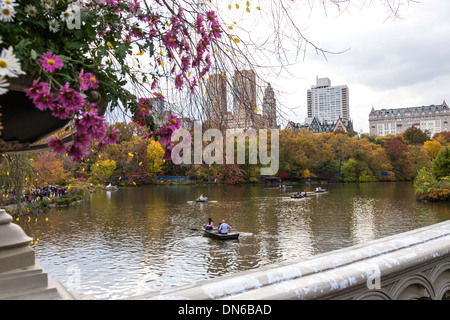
33, 152, 68, 187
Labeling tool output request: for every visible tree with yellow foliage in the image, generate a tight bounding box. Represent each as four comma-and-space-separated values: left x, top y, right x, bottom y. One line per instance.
147, 140, 165, 175
88, 159, 117, 184
424, 140, 442, 160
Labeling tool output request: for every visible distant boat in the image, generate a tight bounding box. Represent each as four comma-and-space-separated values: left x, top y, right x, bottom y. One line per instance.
203, 228, 239, 240
196, 196, 208, 202
314, 187, 326, 193
106, 183, 118, 190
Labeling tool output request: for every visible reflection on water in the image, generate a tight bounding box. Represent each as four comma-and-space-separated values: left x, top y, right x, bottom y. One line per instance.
18, 182, 449, 299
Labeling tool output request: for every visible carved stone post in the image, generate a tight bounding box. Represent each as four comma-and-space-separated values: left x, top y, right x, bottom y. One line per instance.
0, 209, 34, 274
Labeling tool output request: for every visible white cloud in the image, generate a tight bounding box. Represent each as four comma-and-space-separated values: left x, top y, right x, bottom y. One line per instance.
270, 0, 450, 133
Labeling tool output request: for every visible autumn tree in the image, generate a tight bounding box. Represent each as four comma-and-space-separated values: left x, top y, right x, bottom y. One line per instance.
0, 155, 34, 200
89, 159, 117, 184
147, 140, 165, 175
402, 126, 430, 145
33, 152, 68, 186
424, 140, 442, 159
384, 138, 412, 180
432, 131, 450, 147
279, 130, 308, 177
432, 147, 450, 180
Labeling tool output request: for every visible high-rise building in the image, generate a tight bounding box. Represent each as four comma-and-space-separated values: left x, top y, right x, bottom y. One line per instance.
232, 69, 257, 130
206, 73, 228, 128
306, 76, 349, 124
369, 101, 450, 137
262, 83, 278, 129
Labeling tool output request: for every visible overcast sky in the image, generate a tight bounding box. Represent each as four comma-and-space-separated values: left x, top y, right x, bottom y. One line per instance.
260, 0, 450, 133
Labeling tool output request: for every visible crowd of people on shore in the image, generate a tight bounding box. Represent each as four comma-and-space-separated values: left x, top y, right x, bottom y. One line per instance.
22, 185, 68, 203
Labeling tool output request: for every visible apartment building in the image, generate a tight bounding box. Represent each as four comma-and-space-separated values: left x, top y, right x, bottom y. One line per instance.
307, 76, 349, 124
368, 101, 450, 137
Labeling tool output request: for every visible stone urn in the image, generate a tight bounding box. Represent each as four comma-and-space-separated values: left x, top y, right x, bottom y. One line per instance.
0, 75, 105, 155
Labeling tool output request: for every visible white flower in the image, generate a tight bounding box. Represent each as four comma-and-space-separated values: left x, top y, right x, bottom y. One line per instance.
60, 9, 74, 23
0, 76, 9, 95
0, 3, 16, 22
0, 46, 26, 78
48, 18, 60, 32
24, 4, 38, 16
41, 0, 53, 10
1, 0, 19, 7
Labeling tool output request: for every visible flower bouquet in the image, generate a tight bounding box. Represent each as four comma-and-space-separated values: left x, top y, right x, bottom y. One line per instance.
0, 0, 222, 160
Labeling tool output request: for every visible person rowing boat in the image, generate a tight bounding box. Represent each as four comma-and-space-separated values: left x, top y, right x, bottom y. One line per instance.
197, 194, 208, 202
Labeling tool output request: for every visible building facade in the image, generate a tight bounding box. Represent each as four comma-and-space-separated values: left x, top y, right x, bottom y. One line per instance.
205, 70, 276, 131
307, 76, 349, 124
368, 101, 450, 137
206, 73, 228, 128
232, 69, 257, 130
262, 83, 278, 129
286, 117, 353, 134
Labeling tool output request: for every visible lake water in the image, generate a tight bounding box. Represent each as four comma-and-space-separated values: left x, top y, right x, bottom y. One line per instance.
18, 182, 450, 299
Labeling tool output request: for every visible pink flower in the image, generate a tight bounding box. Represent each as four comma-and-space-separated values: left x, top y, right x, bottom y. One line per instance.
84, 72, 99, 89
180, 55, 191, 72
102, 127, 120, 145
24, 81, 50, 100
33, 91, 55, 111
67, 144, 87, 162
73, 133, 90, 148
196, 13, 205, 34
78, 69, 89, 91
205, 11, 221, 39
75, 106, 107, 140
137, 98, 151, 116
138, 97, 151, 107
50, 104, 72, 119
39, 52, 63, 72
132, 114, 148, 127
153, 92, 165, 100
174, 74, 184, 90
163, 31, 178, 50
163, 145, 173, 160
48, 137, 66, 154
167, 114, 181, 131
55, 83, 85, 113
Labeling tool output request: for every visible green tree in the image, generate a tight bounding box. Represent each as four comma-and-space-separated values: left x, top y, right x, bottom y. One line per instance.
342, 159, 358, 182
402, 126, 430, 145
432, 147, 450, 180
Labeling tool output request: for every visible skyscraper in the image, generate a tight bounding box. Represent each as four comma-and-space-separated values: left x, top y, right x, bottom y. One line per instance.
262, 83, 277, 129
306, 76, 349, 124
232, 69, 257, 130
206, 73, 227, 128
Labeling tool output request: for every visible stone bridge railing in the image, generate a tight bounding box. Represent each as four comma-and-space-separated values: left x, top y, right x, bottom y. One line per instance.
140, 220, 450, 300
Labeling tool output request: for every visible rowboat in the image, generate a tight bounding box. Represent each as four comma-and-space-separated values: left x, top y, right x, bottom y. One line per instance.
314, 188, 326, 193
203, 228, 239, 240
106, 183, 118, 190
196, 195, 208, 202
291, 195, 304, 199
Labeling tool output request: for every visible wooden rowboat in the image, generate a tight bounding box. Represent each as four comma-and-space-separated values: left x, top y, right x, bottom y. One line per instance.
203, 228, 239, 240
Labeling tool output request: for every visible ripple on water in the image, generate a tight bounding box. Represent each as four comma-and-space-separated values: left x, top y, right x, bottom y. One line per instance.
25, 183, 449, 299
